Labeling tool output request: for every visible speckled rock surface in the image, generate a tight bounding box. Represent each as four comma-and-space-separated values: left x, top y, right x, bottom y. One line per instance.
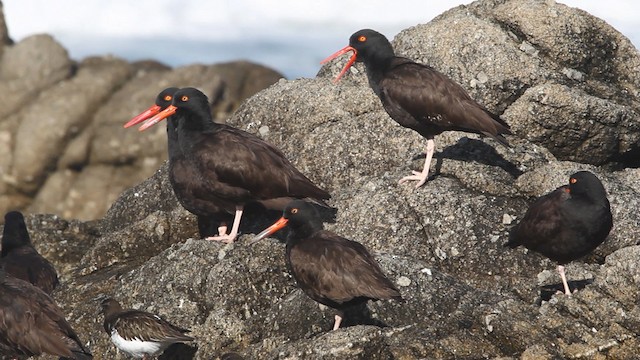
1, 0, 639, 359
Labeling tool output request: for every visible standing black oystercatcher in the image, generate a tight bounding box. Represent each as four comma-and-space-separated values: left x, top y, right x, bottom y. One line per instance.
0, 268, 92, 359
1, 211, 59, 295
251, 200, 403, 330
323, 29, 511, 188
100, 298, 194, 359
132, 87, 332, 243
124, 88, 232, 238
505, 171, 613, 295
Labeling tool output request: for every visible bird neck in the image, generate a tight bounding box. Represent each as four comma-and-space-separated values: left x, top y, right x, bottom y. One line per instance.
1, 228, 31, 256
362, 54, 394, 95
287, 219, 324, 244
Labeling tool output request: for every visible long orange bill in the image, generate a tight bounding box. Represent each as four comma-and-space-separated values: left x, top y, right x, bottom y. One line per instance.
321, 45, 358, 83
123, 105, 162, 128
138, 105, 177, 131
249, 217, 289, 245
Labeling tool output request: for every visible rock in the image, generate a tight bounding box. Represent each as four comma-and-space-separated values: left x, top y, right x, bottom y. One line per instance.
392, 0, 640, 166
1, 0, 639, 359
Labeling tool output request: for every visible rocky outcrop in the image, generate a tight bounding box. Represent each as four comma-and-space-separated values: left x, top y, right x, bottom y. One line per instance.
1, 0, 639, 359
0, 38, 283, 219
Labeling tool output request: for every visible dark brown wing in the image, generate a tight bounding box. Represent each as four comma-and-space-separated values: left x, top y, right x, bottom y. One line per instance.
380, 58, 510, 144
288, 230, 402, 307
0, 246, 59, 294
190, 126, 330, 205
506, 187, 569, 250
0, 273, 89, 358
111, 310, 193, 343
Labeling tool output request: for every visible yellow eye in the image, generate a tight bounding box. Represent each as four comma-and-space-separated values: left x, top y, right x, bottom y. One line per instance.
358, 35, 367, 42
570, 178, 577, 184
164, 95, 172, 101
291, 208, 298, 214
181, 95, 189, 101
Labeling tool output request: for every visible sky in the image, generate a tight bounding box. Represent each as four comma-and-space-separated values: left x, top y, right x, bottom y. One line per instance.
3, 1, 639, 78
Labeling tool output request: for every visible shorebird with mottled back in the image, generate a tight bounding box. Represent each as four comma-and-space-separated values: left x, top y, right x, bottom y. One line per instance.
323, 29, 511, 188
1, 210, 59, 294
505, 171, 613, 295
100, 297, 194, 359
251, 200, 403, 330
0, 268, 92, 359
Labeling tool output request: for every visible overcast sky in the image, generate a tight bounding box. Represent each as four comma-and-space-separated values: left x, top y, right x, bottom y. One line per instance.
3, 1, 639, 78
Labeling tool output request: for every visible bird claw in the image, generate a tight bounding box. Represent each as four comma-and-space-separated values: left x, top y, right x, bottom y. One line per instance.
398, 171, 428, 188
205, 235, 235, 244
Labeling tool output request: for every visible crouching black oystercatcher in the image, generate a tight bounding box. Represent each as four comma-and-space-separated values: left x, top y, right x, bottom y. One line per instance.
505, 171, 613, 295
130, 87, 332, 243
124, 88, 233, 238
100, 298, 194, 359
1, 211, 59, 295
0, 268, 92, 359
323, 29, 511, 188
251, 200, 403, 330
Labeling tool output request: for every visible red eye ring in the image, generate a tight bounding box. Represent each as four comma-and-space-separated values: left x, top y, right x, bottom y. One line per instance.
291, 208, 298, 214
358, 35, 367, 42
164, 95, 172, 101
181, 95, 189, 101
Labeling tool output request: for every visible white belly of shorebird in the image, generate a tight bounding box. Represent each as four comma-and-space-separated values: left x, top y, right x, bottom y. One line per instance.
110, 330, 168, 358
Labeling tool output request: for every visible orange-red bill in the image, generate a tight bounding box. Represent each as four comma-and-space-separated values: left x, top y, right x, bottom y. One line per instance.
123, 105, 162, 128
138, 105, 177, 132
249, 217, 289, 245
321, 45, 358, 83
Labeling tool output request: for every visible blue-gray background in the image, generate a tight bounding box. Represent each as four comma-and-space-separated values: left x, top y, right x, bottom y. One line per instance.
4, 1, 639, 79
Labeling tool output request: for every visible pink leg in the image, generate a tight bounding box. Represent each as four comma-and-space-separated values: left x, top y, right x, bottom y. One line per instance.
399, 137, 435, 188
332, 311, 344, 331
557, 265, 572, 296
206, 206, 243, 243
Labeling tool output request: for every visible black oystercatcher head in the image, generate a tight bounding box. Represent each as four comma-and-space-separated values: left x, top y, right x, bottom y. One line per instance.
251, 200, 321, 243
138, 87, 210, 131
322, 29, 394, 82
2, 211, 31, 256
123, 87, 180, 129
567, 171, 609, 204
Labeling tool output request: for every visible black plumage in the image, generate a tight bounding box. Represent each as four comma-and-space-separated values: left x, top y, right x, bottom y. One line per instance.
252, 200, 403, 330
323, 29, 511, 187
1, 211, 58, 294
124, 87, 232, 238
0, 268, 92, 359
506, 171, 613, 295
132, 87, 332, 243
100, 298, 193, 359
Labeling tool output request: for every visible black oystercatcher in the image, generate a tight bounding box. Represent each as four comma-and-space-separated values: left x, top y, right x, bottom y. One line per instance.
132, 87, 332, 243
124, 88, 232, 238
1, 211, 58, 294
251, 200, 403, 330
505, 171, 613, 295
100, 297, 194, 359
0, 268, 92, 359
323, 29, 511, 188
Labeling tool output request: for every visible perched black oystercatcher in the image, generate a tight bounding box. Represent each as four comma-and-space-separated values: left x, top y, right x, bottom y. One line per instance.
505, 171, 613, 295
251, 200, 403, 330
100, 297, 194, 359
323, 29, 511, 188
0, 268, 92, 359
124, 88, 232, 238
132, 87, 332, 243
1, 211, 58, 294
